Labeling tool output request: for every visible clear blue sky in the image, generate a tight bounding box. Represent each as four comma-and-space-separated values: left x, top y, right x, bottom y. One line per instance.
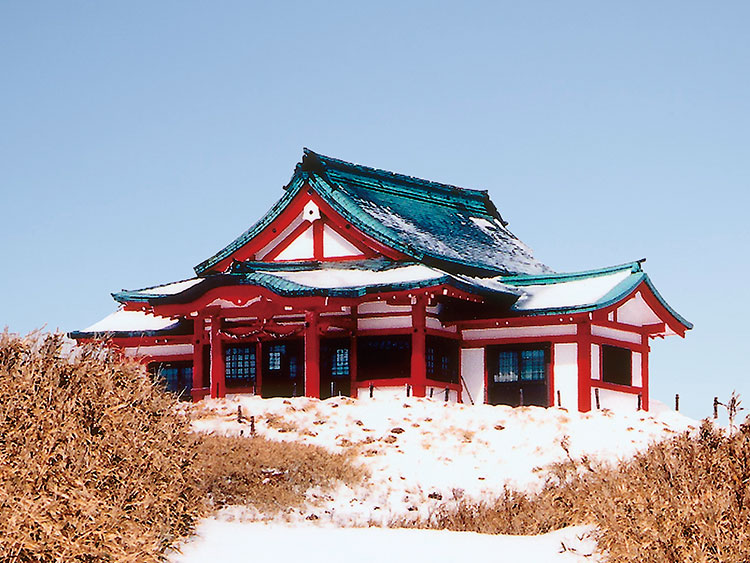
2, 2, 748, 420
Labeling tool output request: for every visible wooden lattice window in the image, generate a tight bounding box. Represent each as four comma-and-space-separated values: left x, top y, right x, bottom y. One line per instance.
225, 345, 256, 386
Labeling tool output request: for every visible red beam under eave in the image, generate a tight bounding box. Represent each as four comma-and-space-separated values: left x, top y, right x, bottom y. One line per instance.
123, 283, 484, 320
454, 313, 590, 329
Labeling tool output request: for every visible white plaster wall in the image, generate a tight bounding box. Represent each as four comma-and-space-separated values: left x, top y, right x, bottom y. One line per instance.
553, 343, 578, 410
632, 351, 642, 387
616, 292, 661, 326
255, 212, 305, 259
460, 348, 485, 405
462, 324, 576, 341
591, 325, 641, 345
323, 224, 363, 258
274, 225, 314, 260
591, 344, 600, 380
358, 302, 412, 314
357, 316, 412, 330
592, 388, 640, 412
124, 344, 194, 357
425, 317, 457, 333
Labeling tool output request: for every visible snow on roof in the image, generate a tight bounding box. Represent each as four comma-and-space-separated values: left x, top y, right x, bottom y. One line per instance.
264, 264, 445, 289
137, 278, 203, 296
81, 309, 179, 334
511, 269, 633, 312
195, 150, 553, 276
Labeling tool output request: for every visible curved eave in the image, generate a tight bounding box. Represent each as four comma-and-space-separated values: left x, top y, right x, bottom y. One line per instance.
68, 327, 185, 340
114, 271, 519, 307
193, 175, 308, 275
503, 260, 644, 286
510, 272, 693, 333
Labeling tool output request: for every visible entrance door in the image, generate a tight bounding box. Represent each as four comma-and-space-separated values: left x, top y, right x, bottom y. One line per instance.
261, 340, 304, 398
486, 345, 550, 407
320, 338, 351, 399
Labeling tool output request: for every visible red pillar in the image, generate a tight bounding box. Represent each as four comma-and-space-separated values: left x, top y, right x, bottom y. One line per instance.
304, 310, 320, 398
411, 296, 427, 398
577, 321, 592, 412
641, 338, 650, 411
191, 315, 207, 401
209, 316, 225, 398
255, 341, 263, 397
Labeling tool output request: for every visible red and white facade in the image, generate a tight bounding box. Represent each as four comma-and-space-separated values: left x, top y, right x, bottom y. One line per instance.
72, 151, 691, 412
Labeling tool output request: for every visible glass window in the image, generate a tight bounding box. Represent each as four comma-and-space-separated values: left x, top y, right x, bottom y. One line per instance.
496, 350, 519, 383
332, 348, 349, 378
268, 345, 283, 371
225, 345, 256, 385
426, 346, 435, 374
520, 349, 546, 381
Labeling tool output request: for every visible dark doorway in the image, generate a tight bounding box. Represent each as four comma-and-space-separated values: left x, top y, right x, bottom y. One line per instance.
261, 340, 304, 398
486, 345, 550, 407
320, 338, 351, 399
356, 335, 411, 381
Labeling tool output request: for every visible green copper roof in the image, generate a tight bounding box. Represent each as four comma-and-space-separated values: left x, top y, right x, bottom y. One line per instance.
115, 260, 522, 305
194, 149, 551, 276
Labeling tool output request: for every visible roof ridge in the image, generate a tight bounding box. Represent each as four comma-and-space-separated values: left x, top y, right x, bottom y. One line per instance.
302, 148, 491, 204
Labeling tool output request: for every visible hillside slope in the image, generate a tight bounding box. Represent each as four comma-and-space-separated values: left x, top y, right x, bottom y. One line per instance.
170, 396, 695, 562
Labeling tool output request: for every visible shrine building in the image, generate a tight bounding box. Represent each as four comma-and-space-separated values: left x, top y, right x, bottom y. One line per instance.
70, 150, 692, 412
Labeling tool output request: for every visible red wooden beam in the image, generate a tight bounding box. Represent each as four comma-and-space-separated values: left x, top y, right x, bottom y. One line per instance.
313, 219, 324, 260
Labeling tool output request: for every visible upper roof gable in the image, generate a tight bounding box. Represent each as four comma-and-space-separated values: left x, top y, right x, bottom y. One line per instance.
195, 149, 551, 276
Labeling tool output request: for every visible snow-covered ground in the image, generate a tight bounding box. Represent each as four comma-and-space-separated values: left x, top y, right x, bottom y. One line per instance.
170, 521, 598, 563
171, 396, 696, 562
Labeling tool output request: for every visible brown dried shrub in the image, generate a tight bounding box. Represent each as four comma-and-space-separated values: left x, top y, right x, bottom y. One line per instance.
0, 333, 363, 562
398, 420, 750, 562
0, 331, 204, 562
194, 434, 364, 513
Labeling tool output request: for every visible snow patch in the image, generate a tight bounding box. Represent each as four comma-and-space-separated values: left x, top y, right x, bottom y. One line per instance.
188, 396, 696, 527
170, 520, 599, 563
81, 309, 178, 333
512, 270, 632, 311
267, 264, 444, 289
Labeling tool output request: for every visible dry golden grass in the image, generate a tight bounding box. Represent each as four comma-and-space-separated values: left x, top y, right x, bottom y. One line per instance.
0, 332, 362, 562
397, 421, 750, 562
195, 434, 364, 513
